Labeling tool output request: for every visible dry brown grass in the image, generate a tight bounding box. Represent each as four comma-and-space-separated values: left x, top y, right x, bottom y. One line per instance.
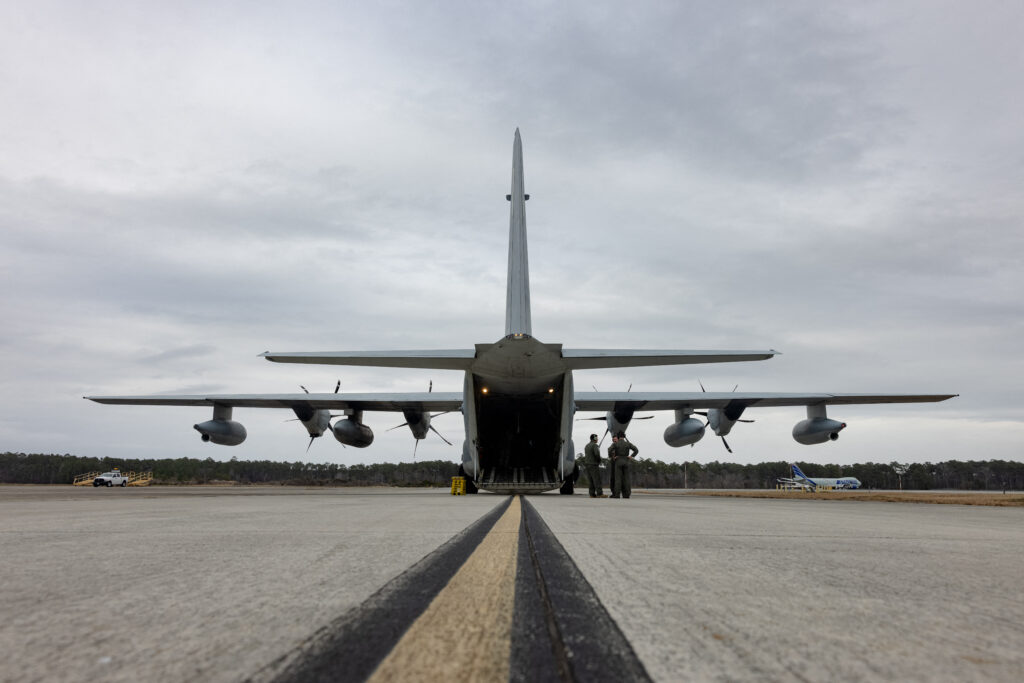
637, 489, 1024, 507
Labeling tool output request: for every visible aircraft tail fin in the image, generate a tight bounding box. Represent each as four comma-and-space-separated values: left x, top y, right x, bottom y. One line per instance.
505, 128, 532, 337
790, 463, 816, 489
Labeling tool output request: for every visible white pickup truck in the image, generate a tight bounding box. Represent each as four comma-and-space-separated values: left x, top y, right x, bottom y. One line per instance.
93, 471, 128, 487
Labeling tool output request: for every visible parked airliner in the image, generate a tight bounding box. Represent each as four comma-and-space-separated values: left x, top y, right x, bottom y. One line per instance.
778, 463, 862, 490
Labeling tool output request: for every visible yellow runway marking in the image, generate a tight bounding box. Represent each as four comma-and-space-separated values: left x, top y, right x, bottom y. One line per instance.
368, 496, 521, 682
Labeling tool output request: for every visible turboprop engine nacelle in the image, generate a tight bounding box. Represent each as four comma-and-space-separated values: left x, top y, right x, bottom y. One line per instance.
194, 405, 246, 446
292, 404, 331, 438
663, 409, 706, 447
604, 404, 641, 436
604, 413, 630, 436
708, 402, 746, 436
792, 405, 846, 445
402, 409, 430, 440
332, 411, 374, 448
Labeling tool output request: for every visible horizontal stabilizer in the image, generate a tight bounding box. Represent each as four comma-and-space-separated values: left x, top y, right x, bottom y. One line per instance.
260, 350, 475, 370
561, 349, 778, 370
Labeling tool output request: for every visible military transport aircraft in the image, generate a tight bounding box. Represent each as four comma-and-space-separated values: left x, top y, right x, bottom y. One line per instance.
87, 130, 956, 494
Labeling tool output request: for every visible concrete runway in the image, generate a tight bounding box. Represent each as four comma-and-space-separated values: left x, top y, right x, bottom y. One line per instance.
1, 486, 1022, 682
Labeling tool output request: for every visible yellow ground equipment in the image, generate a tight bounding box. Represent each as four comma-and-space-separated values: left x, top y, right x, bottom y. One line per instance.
72, 471, 101, 486
450, 476, 466, 495
127, 471, 153, 486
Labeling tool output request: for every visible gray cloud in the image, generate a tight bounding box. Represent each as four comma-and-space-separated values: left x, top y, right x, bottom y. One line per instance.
1, 1, 1021, 466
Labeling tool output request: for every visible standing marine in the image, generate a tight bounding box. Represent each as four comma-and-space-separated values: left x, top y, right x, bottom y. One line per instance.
610, 431, 639, 499
583, 433, 605, 498
607, 435, 617, 495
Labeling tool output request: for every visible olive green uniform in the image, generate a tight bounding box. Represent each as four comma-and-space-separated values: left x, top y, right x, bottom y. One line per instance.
610, 437, 639, 498
584, 441, 603, 497
607, 441, 616, 494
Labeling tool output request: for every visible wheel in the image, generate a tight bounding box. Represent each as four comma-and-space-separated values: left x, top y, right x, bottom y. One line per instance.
120, 481, 127, 487
93, 481, 100, 487
457, 465, 479, 494
559, 478, 575, 495
106, 481, 113, 487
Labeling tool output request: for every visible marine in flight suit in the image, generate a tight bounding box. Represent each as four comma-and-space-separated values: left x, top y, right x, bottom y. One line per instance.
607, 435, 617, 495
584, 434, 604, 497
610, 432, 639, 499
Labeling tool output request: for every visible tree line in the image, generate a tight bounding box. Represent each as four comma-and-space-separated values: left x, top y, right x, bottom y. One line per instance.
0, 452, 458, 486
2, 452, 1023, 489
581, 459, 1024, 491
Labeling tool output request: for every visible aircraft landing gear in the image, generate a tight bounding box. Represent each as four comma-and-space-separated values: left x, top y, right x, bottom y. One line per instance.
457, 465, 479, 494
559, 463, 579, 494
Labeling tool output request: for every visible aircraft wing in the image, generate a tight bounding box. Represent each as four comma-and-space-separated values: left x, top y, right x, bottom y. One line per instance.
561, 349, 778, 369
573, 391, 957, 411
85, 392, 464, 412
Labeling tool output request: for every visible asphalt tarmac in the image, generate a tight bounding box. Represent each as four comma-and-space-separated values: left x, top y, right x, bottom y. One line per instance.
1, 486, 1021, 682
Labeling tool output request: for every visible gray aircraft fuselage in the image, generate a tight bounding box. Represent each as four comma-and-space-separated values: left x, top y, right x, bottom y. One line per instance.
461, 336, 576, 492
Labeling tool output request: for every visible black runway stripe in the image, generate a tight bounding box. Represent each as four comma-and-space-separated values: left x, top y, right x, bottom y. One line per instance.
263, 495, 513, 683
510, 499, 570, 683
512, 497, 652, 682
260, 494, 649, 682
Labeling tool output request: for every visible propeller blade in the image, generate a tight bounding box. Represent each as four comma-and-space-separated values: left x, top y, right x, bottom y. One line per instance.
627, 383, 632, 392
592, 384, 599, 392
387, 422, 410, 432
738, 419, 755, 423
413, 438, 419, 459
334, 380, 340, 394
699, 380, 707, 392
633, 415, 655, 420
721, 436, 732, 454
576, 416, 607, 421
428, 380, 432, 393
599, 428, 610, 446
430, 410, 452, 419
306, 435, 316, 453
732, 384, 738, 393
300, 385, 309, 394
429, 424, 453, 446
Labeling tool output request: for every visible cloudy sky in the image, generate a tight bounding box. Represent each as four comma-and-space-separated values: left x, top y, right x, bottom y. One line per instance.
2, 1, 1021, 468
